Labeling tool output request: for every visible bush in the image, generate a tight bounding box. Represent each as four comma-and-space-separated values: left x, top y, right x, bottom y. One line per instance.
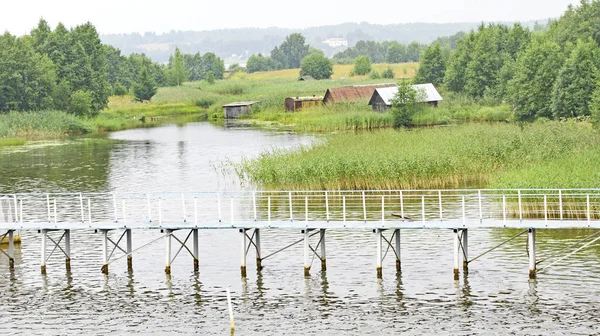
68, 90, 95, 117
300, 53, 333, 80
382, 67, 395, 79
113, 83, 128, 96
206, 71, 216, 84
369, 70, 381, 79
195, 97, 217, 108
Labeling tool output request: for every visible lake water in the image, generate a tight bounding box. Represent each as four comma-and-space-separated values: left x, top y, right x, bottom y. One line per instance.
0, 122, 599, 335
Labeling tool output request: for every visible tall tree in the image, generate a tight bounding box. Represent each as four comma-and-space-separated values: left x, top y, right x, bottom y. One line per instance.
413, 42, 446, 86
385, 42, 407, 63
509, 38, 564, 121
551, 39, 600, 118
270, 33, 310, 69
133, 67, 157, 101
168, 47, 187, 86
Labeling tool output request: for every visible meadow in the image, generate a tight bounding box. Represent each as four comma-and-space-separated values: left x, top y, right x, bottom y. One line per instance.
236, 121, 600, 190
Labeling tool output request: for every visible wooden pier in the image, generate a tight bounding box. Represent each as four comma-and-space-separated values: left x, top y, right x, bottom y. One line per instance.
1, 189, 600, 280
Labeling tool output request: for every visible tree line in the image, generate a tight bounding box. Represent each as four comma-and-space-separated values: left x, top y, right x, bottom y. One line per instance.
414, 0, 600, 123
0, 19, 226, 116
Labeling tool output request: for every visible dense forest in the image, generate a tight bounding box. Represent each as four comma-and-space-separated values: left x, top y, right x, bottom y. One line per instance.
414, 0, 600, 124
0, 19, 226, 116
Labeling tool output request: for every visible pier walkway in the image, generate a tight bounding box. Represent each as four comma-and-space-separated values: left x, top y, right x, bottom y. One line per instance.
1, 189, 600, 279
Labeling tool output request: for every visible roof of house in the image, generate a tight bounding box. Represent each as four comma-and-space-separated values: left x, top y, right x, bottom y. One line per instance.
368, 84, 443, 106
323, 83, 396, 103
222, 100, 260, 107
299, 75, 315, 81
286, 96, 324, 102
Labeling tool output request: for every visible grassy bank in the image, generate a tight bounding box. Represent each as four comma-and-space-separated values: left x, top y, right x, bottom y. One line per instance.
229, 63, 419, 80
236, 121, 600, 190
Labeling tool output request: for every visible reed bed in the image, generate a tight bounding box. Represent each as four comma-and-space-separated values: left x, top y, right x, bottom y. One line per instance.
236, 121, 600, 190
0, 110, 94, 140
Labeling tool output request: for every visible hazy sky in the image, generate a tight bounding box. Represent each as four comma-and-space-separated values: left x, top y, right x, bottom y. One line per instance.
1, 0, 580, 35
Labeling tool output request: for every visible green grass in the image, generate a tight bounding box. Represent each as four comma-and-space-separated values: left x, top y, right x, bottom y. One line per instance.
236, 121, 600, 190
0, 110, 94, 140
0, 138, 26, 147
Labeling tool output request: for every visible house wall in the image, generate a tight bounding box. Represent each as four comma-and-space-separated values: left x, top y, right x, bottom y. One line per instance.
224, 106, 250, 118
371, 95, 389, 112
285, 98, 296, 111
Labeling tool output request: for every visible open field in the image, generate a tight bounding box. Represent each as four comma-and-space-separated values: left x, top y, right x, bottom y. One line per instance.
229, 63, 419, 80
236, 121, 600, 190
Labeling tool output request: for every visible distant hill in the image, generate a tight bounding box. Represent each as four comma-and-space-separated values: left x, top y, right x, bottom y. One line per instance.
101, 21, 547, 63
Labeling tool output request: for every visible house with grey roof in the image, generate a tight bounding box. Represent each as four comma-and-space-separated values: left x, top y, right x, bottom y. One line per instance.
368, 83, 443, 112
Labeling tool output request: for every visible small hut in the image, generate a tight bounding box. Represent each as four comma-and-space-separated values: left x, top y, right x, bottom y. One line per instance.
368, 83, 443, 112
285, 96, 323, 111
299, 75, 315, 81
223, 100, 260, 118
322, 83, 395, 104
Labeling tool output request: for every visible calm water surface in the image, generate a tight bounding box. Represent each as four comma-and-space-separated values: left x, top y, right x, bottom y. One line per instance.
0, 122, 599, 335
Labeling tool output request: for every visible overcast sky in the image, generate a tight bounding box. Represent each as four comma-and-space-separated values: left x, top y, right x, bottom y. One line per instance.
1, 0, 580, 35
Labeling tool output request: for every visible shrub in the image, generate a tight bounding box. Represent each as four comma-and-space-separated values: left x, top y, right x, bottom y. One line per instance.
382, 67, 395, 79
369, 70, 381, 79
195, 97, 217, 108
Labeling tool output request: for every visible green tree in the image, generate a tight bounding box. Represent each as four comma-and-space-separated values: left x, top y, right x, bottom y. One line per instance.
0, 33, 57, 112
413, 42, 446, 86
391, 80, 419, 128
385, 42, 407, 63
206, 71, 215, 84
246, 54, 274, 73
591, 80, 600, 128
509, 38, 564, 121
352, 55, 371, 76
270, 33, 310, 69
68, 90, 94, 117
168, 47, 187, 86
551, 39, 600, 118
444, 32, 474, 92
406, 41, 424, 61
200, 52, 225, 79
299, 53, 333, 80
133, 67, 157, 101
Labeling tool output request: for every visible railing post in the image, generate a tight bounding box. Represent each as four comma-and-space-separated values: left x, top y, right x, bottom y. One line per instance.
559, 190, 563, 221
462, 229, 468, 272
438, 190, 443, 221
421, 195, 425, 224
518, 190, 523, 221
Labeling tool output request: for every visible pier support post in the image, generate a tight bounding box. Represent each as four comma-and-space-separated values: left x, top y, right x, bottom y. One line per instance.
240, 229, 247, 278
192, 229, 199, 272
453, 229, 459, 280
101, 230, 108, 274
462, 229, 468, 272
303, 229, 310, 277
165, 229, 172, 275
395, 229, 401, 273
528, 228, 536, 279
255, 229, 262, 271
64, 229, 71, 271
8, 230, 14, 270
320, 229, 326, 272
376, 229, 383, 279
126, 229, 133, 272
41, 229, 47, 275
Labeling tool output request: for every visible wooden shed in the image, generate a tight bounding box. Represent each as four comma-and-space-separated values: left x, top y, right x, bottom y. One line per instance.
285, 96, 323, 112
368, 83, 443, 112
223, 100, 260, 118
299, 75, 315, 81
322, 83, 395, 104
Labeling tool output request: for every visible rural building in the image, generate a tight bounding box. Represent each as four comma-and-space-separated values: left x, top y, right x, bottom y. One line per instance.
322, 83, 396, 104
285, 96, 323, 111
368, 83, 443, 112
223, 100, 260, 118
299, 76, 315, 81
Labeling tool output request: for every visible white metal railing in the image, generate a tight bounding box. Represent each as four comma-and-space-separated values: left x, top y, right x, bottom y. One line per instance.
1, 189, 600, 227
